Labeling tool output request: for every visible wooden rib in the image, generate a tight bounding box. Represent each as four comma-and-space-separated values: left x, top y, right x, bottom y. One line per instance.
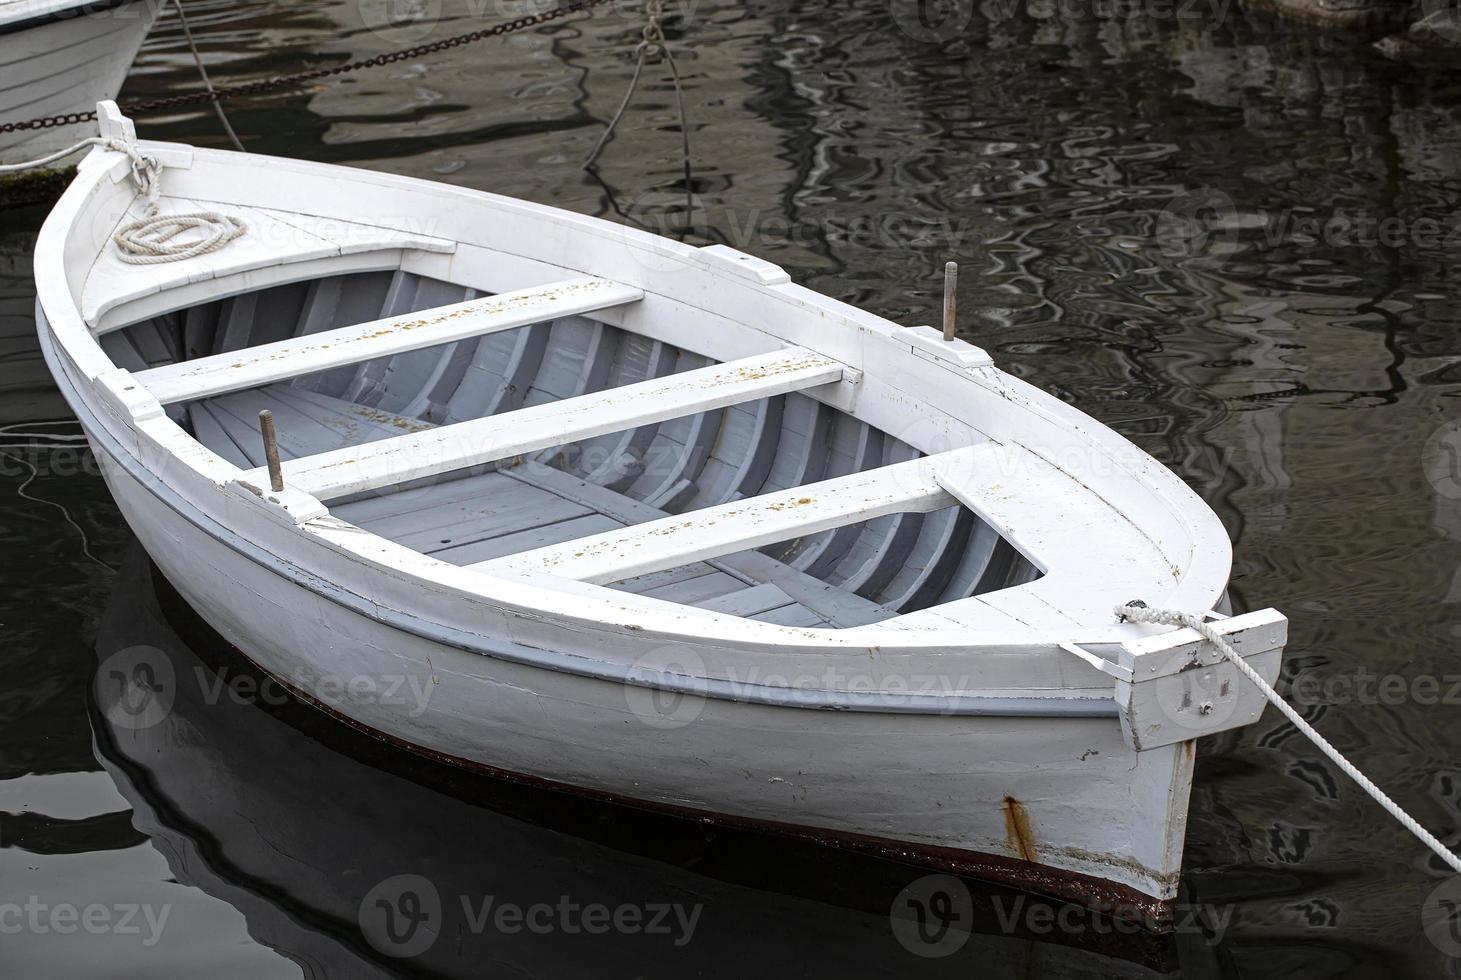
394, 283, 483, 420
757, 393, 830, 496
476, 451, 966, 585
795, 420, 884, 574
249, 348, 847, 501
212, 292, 257, 355
137, 277, 644, 406
582, 338, 680, 490
877, 506, 970, 610
528, 318, 616, 468
444, 319, 551, 423
343, 271, 419, 406
939, 518, 1010, 602
712, 394, 785, 504
828, 440, 925, 596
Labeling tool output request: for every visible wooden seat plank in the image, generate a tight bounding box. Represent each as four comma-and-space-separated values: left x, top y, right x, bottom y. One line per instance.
137, 277, 643, 405
251, 348, 848, 501
474, 449, 969, 585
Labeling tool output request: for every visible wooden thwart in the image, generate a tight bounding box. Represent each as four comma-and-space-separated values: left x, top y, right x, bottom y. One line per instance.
475, 448, 984, 584
136, 277, 643, 405
246, 347, 850, 501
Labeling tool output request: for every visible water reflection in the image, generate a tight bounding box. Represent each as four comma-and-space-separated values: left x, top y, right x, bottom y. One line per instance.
3, 0, 1461, 974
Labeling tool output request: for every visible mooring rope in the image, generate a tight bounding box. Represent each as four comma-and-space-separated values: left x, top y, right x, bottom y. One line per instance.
583, 0, 692, 191
171, 0, 245, 152
1115, 601, 1461, 874
0, 137, 111, 174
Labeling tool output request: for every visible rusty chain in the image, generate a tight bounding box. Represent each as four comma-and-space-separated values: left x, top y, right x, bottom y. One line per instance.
0, 0, 615, 135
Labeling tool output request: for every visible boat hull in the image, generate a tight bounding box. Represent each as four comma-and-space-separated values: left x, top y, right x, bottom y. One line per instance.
92, 550, 1191, 975
43, 314, 1195, 926
0, 1, 157, 164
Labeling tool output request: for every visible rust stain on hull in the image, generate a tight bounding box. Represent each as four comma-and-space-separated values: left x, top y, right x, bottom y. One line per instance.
1003, 795, 1037, 864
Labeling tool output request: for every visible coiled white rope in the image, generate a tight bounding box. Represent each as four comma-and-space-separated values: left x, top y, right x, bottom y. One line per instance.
101, 136, 247, 265
1116, 602, 1461, 874
113, 209, 247, 265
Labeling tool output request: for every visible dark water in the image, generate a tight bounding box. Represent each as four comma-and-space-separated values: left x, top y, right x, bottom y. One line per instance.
4, 1, 1461, 976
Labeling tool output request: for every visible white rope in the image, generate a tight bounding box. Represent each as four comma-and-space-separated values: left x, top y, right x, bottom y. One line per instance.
171, 0, 245, 153
0, 136, 111, 174
1116, 602, 1461, 874
113, 210, 247, 265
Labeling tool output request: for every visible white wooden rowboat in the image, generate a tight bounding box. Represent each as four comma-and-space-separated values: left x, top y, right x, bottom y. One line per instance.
0, 0, 159, 165
38, 105, 1288, 927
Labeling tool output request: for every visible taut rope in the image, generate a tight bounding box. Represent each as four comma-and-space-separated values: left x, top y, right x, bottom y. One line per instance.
1116, 602, 1461, 874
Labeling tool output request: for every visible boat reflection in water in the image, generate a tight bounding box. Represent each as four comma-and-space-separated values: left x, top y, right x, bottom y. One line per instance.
90, 549, 1213, 978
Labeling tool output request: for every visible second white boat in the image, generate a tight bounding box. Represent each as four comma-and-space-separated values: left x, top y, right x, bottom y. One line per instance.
0, 0, 159, 165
